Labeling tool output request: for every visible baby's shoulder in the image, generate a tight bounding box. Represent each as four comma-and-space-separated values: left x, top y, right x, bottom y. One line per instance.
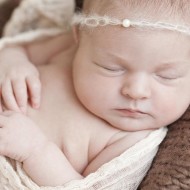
26, 31, 76, 66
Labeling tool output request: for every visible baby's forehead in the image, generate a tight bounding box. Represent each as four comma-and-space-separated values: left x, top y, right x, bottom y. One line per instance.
79, 27, 190, 67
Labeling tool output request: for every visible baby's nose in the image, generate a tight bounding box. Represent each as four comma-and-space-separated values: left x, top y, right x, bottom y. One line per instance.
121, 74, 151, 100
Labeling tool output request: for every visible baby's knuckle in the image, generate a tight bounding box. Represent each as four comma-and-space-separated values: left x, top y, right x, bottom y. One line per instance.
7, 70, 16, 78
16, 98, 25, 106
0, 75, 4, 82
17, 77, 27, 85
2, 88, 11, 97
16, 88, 27, 96
32, 83, 41, 91
34, 71, 40, 78
27, 68, 38, 77
3, 77, 10, 84
32, 68, 39, 76
28, 74, 39, 81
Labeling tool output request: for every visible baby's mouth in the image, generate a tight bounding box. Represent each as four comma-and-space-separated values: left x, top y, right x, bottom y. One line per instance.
115, 108, 147, 118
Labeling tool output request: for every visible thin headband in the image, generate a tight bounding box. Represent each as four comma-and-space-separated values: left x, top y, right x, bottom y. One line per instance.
72, 13, 190, 36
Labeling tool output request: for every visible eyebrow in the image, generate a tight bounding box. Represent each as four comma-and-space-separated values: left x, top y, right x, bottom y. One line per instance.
152, 63, 190, 78
158, 61, 190, 69
92, 48, 190, 67
93, 50, 129, 63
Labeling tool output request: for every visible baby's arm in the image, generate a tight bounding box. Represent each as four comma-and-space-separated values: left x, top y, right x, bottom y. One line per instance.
24, 141, 83, 186
0, 33, 71, 112
25, 33, 72, 65
0, 111, 82, 186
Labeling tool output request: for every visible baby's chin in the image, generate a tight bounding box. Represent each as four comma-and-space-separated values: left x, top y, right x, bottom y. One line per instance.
105, 117, 162, 132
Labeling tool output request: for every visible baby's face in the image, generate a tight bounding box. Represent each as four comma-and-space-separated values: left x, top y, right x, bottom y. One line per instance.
72, 28, 190, 131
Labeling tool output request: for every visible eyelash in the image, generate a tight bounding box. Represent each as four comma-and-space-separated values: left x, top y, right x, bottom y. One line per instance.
94, 62, 125, 72
156, 74, 179, 80
103, 66, 125, 72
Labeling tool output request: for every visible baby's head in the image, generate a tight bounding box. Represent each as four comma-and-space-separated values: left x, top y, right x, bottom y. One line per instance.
72, 0, 190, 131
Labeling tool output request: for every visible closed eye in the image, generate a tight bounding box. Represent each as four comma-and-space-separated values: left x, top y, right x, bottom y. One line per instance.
156, 74, 181, 80
103, 66, 125, 72
155, 63, 187, 81
93, 62, 125, 72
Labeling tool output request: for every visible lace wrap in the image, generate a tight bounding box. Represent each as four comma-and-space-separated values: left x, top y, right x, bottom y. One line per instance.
4, 0, 75, 36
0, 127, 167, 190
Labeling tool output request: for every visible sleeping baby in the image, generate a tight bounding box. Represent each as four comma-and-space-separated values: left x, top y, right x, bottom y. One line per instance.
0, 0, 189, 188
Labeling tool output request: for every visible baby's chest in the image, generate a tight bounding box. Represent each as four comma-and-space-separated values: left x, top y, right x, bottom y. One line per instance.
28, 65, 117, 173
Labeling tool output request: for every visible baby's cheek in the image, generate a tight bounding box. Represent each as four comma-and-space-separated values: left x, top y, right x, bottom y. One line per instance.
159, 98, 189, 126
74, 81, 95, 109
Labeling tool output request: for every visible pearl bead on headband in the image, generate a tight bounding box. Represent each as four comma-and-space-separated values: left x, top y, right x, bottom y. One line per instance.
72, 13, 190, 36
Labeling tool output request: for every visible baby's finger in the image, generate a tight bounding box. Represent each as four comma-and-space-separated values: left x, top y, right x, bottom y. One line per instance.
26, 76, 41, 109
0, 90, 3, 113
1, 80, 20, 112
12, 79, 27, 113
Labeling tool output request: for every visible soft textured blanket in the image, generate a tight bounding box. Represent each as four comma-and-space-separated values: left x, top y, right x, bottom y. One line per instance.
0, 126, 167, 190
139, 106, 190, 190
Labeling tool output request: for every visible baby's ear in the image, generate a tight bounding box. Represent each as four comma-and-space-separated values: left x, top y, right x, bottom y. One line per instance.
72, 26, 80, 43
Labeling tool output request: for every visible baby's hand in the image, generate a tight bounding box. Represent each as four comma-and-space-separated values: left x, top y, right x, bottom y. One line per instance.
0, 111, 48, 162
0, 47, 41, 113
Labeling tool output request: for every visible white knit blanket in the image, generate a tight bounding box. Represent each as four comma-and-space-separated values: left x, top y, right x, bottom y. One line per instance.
0, 0, 167, 189
0, 127, 167, 190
